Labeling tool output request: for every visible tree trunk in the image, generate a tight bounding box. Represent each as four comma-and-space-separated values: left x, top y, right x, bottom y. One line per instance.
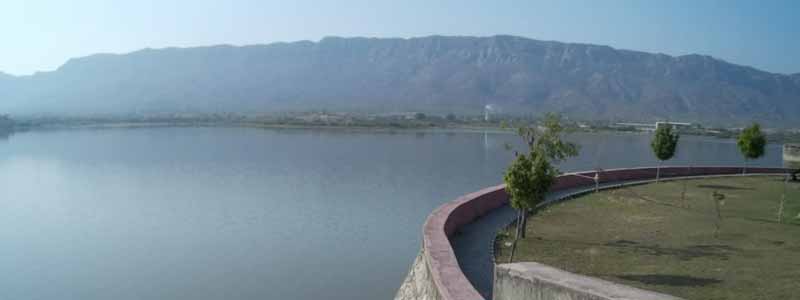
712, 194, 723, 238
520, 209, 528, 239
743, 159, 747, 175
507, 239, 517, 264
681, 164, 690, 207
681, 179, 688, 208
779, 176, 788, 223
514, 210, 522, 240
656, 161, 662, 182
508, 210, 523, 263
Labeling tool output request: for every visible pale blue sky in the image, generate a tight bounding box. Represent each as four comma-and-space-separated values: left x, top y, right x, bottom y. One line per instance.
1, 0, 798, 75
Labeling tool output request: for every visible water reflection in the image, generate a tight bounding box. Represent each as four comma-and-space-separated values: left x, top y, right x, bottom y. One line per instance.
0, 129, 12, 141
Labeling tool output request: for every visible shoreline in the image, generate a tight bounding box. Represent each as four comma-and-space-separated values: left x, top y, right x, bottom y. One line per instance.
8, 119, 798, 145
12, 121, 516, 134
4, 120, 747, 142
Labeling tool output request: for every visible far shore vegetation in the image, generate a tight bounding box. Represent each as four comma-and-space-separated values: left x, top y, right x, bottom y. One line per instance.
2, 111, 800, 144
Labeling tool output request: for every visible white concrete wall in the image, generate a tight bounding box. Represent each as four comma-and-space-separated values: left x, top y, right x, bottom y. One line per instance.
493, 263, 683, 300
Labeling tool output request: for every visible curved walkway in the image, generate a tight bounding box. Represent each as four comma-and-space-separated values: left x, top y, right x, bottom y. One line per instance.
450, 172, 790, 299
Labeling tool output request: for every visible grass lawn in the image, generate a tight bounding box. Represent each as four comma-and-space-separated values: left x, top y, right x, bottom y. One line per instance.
495, 175, 800, 300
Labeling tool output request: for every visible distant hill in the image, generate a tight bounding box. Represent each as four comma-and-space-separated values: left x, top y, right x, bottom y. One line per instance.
1, 35, 798, 127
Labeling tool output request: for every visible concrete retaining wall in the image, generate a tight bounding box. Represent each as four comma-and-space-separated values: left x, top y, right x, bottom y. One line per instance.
396, 166, 794, 300
396, 249, 442, 300
493, 263, 682, 300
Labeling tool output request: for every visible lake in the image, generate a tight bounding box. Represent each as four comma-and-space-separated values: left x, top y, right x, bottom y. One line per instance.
0, 127, 784, 300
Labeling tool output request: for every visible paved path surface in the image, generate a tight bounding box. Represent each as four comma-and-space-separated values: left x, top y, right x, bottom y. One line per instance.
450, 179, 655, 299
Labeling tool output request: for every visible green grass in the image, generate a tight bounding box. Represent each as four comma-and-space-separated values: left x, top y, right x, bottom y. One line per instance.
495, 176, 800, 300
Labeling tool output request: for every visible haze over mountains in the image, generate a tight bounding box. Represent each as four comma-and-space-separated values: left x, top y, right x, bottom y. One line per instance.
1, 35, 798, 126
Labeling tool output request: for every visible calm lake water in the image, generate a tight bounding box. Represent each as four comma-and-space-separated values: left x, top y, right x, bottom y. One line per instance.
0, 127, 784, 300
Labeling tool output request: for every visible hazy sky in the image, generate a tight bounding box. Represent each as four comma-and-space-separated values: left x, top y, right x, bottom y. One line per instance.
1, 0, 798, 75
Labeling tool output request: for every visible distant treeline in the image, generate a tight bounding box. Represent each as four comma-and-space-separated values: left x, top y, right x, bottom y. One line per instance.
5, 112, 800, 144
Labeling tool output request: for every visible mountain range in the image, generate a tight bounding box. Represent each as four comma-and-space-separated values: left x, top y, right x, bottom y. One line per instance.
1, 35, 798, 127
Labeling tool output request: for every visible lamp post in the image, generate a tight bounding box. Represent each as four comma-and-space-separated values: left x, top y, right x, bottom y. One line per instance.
573, 170, 601, 193
594, 171, 600, 193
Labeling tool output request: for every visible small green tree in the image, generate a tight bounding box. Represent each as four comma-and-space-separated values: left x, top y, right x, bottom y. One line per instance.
503, 113, 578, 262
528, 152, 558, 208
737, 123, 766, 174
504, 154, 534, 244
650, 124, 680, 182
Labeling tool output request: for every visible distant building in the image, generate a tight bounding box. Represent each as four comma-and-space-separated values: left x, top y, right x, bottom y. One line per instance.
784, 144, 800, 163
614, 121, 693, 132
484, 104, 495, 122
655, 121, 692, 130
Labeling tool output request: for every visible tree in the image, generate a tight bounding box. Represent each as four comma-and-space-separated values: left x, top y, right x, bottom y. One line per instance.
737, 123, 766, 174
413, 112, 427, 120
650, 124, 680, 182
503, 113, 578, 262
504, 154, 534, 243
445, 113, 457, 121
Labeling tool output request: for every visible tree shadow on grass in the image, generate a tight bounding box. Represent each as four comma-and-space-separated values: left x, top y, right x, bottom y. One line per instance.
605, 240, 739, 261
616, 274, 723, 287
696, 184, 754, 190
728, 214, 800, 227
536, 237, 739, 261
